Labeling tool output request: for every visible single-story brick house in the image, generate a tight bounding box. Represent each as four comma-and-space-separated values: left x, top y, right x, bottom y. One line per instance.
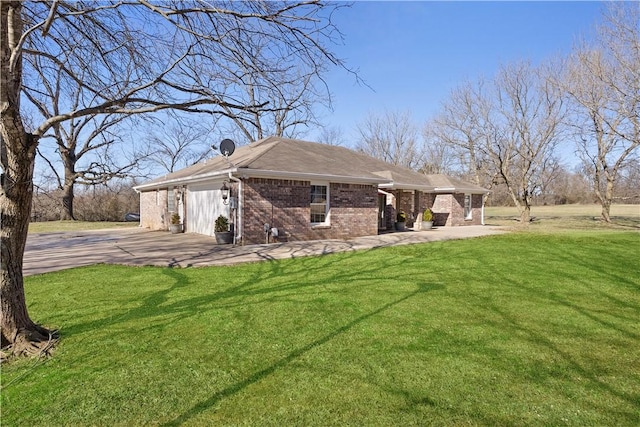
133, 136, 488, 244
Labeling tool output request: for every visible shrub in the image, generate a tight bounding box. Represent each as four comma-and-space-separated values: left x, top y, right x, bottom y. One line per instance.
396, 210, 407, 222
214, 215, 229, 232
423, 209, 433, 222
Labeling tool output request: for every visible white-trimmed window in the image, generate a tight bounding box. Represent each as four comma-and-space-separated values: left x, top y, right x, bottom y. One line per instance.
464, 194, 472, 220
167, 187, 175, 212
310, 183, 329, 224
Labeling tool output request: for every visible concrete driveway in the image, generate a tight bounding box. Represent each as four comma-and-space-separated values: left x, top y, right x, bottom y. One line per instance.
24, 225, 508, 276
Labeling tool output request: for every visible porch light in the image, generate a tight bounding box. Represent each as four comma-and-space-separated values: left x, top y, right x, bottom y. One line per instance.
221, 180, 230, 205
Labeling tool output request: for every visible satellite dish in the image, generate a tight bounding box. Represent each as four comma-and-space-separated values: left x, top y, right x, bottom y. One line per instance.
220, 139, 236, 157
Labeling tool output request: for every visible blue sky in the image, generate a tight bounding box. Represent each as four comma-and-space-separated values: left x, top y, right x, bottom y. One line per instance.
312, 1, 605, 144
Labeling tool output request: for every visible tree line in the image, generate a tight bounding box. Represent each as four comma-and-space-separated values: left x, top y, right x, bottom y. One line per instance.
355, 3, 638, 223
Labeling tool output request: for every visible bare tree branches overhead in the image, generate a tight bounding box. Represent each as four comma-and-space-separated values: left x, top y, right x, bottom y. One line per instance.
1, 0, 350, 356
144, 112, 217, 174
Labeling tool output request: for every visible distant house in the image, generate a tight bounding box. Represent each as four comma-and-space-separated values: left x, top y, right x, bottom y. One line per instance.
133, 137, 488, 245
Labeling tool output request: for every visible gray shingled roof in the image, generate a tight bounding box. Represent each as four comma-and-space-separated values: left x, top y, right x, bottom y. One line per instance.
134, 136, 488, 194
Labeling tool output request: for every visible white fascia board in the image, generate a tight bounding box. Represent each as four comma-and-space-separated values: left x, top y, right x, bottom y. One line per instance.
377, 183, 489, 194
433, 187, 489, 194
240, 168, 389, 185
379, 183, 436, 192
133, 167, 238, 192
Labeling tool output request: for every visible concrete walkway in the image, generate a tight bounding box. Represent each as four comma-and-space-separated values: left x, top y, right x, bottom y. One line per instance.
24, 225, 508, 276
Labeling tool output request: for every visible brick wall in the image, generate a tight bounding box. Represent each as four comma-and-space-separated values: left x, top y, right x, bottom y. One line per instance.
413, 191, 436, 229
435, 193, 484, 226
470, 193, 484, 225
141, 183, 484, 238
140, 189, 169, 230
450, 194, 465, 226
432, 194, 453, 226
242, 178, 378, 244
328, 182, 378, 239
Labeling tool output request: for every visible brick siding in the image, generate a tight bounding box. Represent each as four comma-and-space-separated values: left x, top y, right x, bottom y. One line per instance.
242, 178, 378, 244
140, 189, 169, 230
140, 181, 484, 240
432, 193, 483, 226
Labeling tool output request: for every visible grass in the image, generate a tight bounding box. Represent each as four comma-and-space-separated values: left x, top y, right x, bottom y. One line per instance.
485, 204, 640, 231
2, 229, 639, 426
28, 221, 137, 234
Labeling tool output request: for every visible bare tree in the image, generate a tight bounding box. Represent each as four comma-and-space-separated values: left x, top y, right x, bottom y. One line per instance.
217, 67, 325, 143
558, 2, 640, 222
427, 76, 501, 220
22, 38, 144, 220
492, 61, 565, 222
428, 79, 498, 188
356, 109, 423, 169
318, 125, 346, 146
430, 62, 565, 222
162, 6, 333, 144
36, 114, 139, 219
1, 0, 348, 356
422, 119, 467, 175
144, 113, 217, 174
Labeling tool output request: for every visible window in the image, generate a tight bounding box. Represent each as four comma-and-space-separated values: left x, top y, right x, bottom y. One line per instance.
464, 194, 472, 220
310, 184, 329, 224
167, 187, 175, 212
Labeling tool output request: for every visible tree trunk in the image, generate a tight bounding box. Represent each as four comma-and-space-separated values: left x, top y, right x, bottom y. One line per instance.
519, 205, 530, 223
505, 181, 530, 224
520, 190, 532, 223
1, 1, 57, 356
601, 177, 614, 223
0, 127, 56, 355
60, 178, 76, 221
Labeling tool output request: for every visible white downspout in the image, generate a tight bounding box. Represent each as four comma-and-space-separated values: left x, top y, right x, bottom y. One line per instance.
481, 192, 488, 226
228, 172, 242, 244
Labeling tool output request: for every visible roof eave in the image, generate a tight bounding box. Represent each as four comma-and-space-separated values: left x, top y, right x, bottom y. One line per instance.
133, 167, 238, 192
237, 168, 389, 185
380, 183, 435, 191
435, 187, 490, 194
380, 183, 489, 194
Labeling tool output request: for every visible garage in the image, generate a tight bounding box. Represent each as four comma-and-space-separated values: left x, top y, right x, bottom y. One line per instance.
186, 182, 230, 236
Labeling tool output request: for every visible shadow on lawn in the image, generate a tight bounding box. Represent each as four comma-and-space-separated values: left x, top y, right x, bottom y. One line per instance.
464, 237, 640, 422
61, 245, 426, 339
486, 300, 639, 417
160, 281, 443, 427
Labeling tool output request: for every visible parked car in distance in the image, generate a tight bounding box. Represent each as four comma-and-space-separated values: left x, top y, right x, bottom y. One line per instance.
124, 212, 140, 222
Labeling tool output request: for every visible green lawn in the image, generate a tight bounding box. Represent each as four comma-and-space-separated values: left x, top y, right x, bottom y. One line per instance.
2, 231, 639, 426
485, 204, 640, 230
28, 220, 136, 234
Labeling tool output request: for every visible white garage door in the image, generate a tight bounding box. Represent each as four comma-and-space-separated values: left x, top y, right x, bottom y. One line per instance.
186, 182, 230, 236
